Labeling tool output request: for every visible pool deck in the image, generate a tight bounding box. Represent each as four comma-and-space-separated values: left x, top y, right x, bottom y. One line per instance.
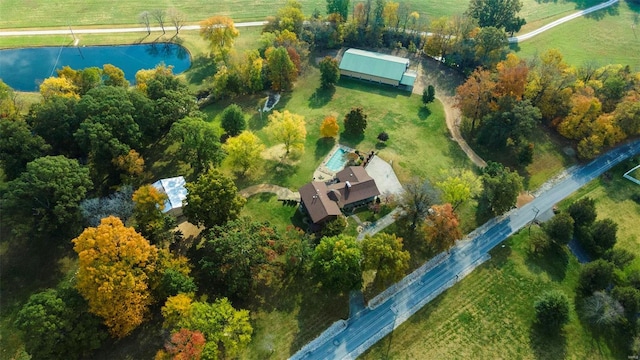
313, 144, 354, 181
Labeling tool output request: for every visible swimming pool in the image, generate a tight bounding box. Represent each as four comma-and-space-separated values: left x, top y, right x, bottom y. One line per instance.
325, 147, 348, 172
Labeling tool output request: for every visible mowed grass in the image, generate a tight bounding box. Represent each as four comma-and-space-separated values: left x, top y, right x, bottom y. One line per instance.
360, 229, 616, 360
515, 0, 640, 71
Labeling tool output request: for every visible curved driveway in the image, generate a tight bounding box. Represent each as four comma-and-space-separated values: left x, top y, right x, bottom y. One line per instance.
291, 139, 640, 360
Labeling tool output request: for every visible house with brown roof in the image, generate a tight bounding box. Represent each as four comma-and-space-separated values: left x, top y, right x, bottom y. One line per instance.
299, 166, 381, 225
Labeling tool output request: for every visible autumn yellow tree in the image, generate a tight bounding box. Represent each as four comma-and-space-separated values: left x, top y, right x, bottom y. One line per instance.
135, 65, 174, 95
320, 115, 339, 138
39, 77, 79, 100
200, 16, 239, 62
222, 130, 265, 175
266, 110, 307, 157
113, 149, 146, 185
161, 293, 193, 329
73, 216, 158, 338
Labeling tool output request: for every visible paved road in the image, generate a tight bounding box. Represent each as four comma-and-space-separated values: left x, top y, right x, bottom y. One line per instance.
508, 0, 618, 43
291, 139, 640, 360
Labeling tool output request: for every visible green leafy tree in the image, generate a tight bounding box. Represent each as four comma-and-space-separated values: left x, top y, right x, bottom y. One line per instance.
435, 168, 483, 211
327, 0, 349, 20
321, 215, 347, 237
220, 104, 246, 137
195, 217, 280, 298
344, 107, 368, 136
481, 161, 523, 215
157, 268, 198, 300
544, 212, 574, 245
222, 131, 265, 175
589, 218, 618, 257
168, 117, 225, 175
132, 185, 176, 245
176, 298, 253, 359
603, 248, 635, 269
265, 46, 298, 91
534, 290, 570, 330
361, 233, 410, 290
0, 118, 50, 180
466, 0, 526, 34
474, 26, 508, 68
399, 178, 439, 231
183, 169, 246, 229
312, 234, 363, 293
3, 155, 91, 241
577, 259, 615, 296
319, 56, 340, 88
15, 288, 107, 360
26, 95, 80, 157
477, 99, 541, 149
568, 197, 597, 228
422, 85, 435, 105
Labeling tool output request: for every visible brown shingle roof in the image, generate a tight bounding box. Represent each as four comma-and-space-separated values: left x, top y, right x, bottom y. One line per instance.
336, 166, 370, 183
298, 181, 342, 224
328, 178, 380, 207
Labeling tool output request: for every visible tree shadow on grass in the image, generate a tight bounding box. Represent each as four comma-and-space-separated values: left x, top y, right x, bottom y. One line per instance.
418, 106, 431, 120
339, 131, 365, 148
185, 55, 217, 86
308, 86, 336, 109
525, 242, 569, 282
529, 323, 568, 360
583, 1, 619, 20
267, 161, 298, 185
315, 137, 335, 160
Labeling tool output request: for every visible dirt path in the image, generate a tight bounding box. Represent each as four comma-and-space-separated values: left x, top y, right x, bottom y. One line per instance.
239, 183, 300, 201
412, 57, 487, 168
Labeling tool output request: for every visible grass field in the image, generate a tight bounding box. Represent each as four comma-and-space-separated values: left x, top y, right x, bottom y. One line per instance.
360, 228, 617, 359
515, 0, 640, 71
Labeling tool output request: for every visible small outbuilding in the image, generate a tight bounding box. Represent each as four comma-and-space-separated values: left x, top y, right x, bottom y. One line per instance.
339, 48, 416, 90
151, 176, 188, 217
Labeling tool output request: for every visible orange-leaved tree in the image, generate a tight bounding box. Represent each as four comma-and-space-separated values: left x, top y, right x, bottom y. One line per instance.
320, 115, 339, 138
424, 203, 463, 253
73, 216, 158, 338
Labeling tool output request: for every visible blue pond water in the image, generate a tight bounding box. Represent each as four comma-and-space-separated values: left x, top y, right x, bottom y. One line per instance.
0, 43, 191, 91
326, 147, 348, 172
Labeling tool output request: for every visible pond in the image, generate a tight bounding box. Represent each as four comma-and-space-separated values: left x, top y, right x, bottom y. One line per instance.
0, 43, 191, 91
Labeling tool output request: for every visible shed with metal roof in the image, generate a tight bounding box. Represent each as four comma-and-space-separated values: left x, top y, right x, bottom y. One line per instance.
151, 176, 187, 217
339, 48, 415, 89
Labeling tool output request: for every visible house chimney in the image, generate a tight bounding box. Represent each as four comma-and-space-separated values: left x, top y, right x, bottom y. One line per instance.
346, 181, 351, 188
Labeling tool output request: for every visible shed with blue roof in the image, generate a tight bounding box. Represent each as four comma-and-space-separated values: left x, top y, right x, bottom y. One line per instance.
339, 48, 415, 90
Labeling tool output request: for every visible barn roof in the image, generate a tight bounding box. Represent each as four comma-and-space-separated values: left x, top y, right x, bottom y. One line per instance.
339, 48, 410, 82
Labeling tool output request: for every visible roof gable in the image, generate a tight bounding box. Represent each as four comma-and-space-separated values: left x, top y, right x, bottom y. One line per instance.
339, 48, 409, 81
299, 181, 342, 223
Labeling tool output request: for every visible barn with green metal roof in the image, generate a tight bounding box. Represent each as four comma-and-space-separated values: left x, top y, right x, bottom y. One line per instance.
338, 48, 417, 90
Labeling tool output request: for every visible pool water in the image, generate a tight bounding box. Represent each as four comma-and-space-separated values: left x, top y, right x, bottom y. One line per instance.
0, 43, 191, 91
325, 148, 348, 172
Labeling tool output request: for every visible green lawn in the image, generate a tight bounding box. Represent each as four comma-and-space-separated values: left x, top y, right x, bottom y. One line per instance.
360, 228, 616, 359
515, 0, 640, 71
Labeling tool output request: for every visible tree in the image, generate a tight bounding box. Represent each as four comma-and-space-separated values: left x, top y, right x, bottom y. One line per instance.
200, 16, 239, 62
0, 118, 50, 180
425, 203, 463, 253
39, 76, 79, 99
73, 216, 158, 338
361, 233, 410, 290
399, 178, 439, 231
320, 115, 340, 138
168, 117, 225, 175
589, 218, 618, 257
456, 69, 496, 132
139, 11, 151, 35
474, 26, 508, 68
266, 110, 307, 157
265, 46, 298, 91
534, 290, 570, 330
176, 298, 252, 359
0, 80, 18, 119
582, 291, 624, 329
222, 131, 265, 175
15, 288, 107, 360
321, 215, 347, 237
494, 53, 529, 100
167, 8, 186, 34
132, 185, 177, 245
312, 235, 363, 293
183, 169, 246, 229
525, 49, 575, 123
544, 212, 574, 245
161, 294, 194, 330
157, 269, 198, 301
319, 56, 340, 88
102, 64, 128, 87
3, 155, 91, 241
220, 104, 246, 137
238, 50, 264, 93
577, 259, 615, 296
27, 95, 80, 156
567, 197, 597, 229
160, 328, 206, 360
327, 0, 349, 20
435, 168, 483, 211
344, 107, 368, 136
422, 85, 435, 105
377, 131, 389, 142
603, 248, 635, 269
529, 230, 552, 254
466, 0, 526, 34
481, 162, 523, 215
195, 217, 280, 298
477, 99, 541, 149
